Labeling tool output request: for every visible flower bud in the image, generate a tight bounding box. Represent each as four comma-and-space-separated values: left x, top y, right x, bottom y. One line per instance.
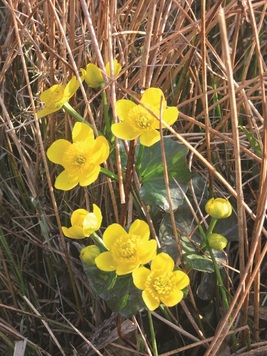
80, 245, 100, 265
205, 198, 232, 219
208, 233, 228, 250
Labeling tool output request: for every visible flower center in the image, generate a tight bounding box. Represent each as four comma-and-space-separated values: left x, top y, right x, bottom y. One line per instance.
111, 234, 139, 262
62, 142, 91, 174
146, 271, 173, 297
128, 105, 156, 131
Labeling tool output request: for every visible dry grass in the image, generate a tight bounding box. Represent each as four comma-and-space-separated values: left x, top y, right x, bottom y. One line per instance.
0, 0, 267, 355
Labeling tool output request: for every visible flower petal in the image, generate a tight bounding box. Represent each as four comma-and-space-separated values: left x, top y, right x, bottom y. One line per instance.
105, 60, 122, 77
161, 290, 183, 307
37, 106, 61, 118
71, 209, 88, 225
92, 204, 103, 230
64, 76, 80, 98
163, 106, 178, 126
172, 270, 190, 290
132, 266, 151, 290
140, 130, 160, 147
129, 219, 150, 240
139, 240, 157, 264
40, 84, 64, 103
91, 136, 110, 163
82, 63, 103, 88
95, 251, 117, 271
151, 253, 174, 273
111, 122, 140, 140
141, 88, 166, 109
142, 289, 160, 311
103, 223, 126, 249
72, 122, 94, 143
79, 165, 100, 186
116, 262, 139, 276
47, 139, 71, 164
115, 99, 136, 121
54, 170, 79, 190
62, 226, 85, 239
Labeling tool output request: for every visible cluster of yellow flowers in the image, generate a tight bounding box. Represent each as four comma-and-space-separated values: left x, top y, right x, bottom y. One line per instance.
38, 59, 188, 311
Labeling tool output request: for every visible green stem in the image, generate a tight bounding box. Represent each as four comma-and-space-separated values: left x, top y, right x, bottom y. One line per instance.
63, 102, 86, 123
206, 217, 218, 237
100, 167, 118, 182
92, 232, 107, 250
100, 83, 110, 136
147, 309, 158, 356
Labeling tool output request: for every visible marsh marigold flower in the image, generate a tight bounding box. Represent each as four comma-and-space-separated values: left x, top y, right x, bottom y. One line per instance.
80, 245, 101, 265
132, 253, 190, 311
95, 219, 157, 276
205, 198, 232, 219
111, 88, 178, 147
62, 204, 102, 239
37, 76, 81, 118
47, 122, 109, 190
80, 60, 122, 88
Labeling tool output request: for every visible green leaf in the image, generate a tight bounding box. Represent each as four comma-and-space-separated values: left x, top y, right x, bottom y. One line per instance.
159, 175, 235, 273
82, 265, 145, 317
239, 125, 262, 158
137, 138, 191, 211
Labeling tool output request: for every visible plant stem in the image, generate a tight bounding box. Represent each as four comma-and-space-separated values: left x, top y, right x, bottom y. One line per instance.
147, 309, 158, 356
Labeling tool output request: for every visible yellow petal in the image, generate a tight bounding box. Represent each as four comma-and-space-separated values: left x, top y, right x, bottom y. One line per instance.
172, 270, 190, 290
37, 106, 61, 118
105, 60, 122, 77
92, 204, 102, 229
71, 209, 88, 225
62, 227, 75, 238
111, 122, 140, 140
64, 76, 80, 99
139, 240, 157, 264
95, 251, 117, 271
161, 290, 183, 307
54, 170, 79, 190
103, 223, 126, 249
141, 88, 166, 109
67, 226, 87, 239
82, 63, 103, 88
129, 219, 150, 240
151, 253, 174, 273
91, 136, 110, 163
47, 139, 71, 164
115, 99, 136, 121
116, 262, 139, 276
142, 289, 160, 311
163, 106, 178, 126
140, 130, 160, 146
40, 84, 65, 104
132, 266, 151, 290
72, 122, 94, 143
79, 165, 100, 186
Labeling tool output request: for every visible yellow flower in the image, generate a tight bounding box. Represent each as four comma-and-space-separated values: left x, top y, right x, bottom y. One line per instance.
111, 88, 178, 147
80, 245, 101, 265
62, 204, 102, 239
80, 60, 122, 88
37, 76, 81, 118
95, 219, 157, 276
132, 253, 190, 311
47, 122, 109, 190
205, 198, 232, 219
